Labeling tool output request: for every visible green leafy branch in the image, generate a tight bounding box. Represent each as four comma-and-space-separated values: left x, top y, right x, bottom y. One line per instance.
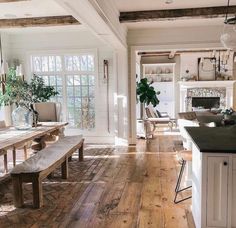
136, 78, 160, 107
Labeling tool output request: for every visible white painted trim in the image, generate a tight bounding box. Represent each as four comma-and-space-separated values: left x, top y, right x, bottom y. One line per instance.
129, 43, 230, 144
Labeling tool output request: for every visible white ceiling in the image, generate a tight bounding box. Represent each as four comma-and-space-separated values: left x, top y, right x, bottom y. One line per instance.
0, 0, 68, 19
115, 0, 236, 12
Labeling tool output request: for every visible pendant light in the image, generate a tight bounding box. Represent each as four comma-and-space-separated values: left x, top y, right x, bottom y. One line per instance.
220, 0, 236, 50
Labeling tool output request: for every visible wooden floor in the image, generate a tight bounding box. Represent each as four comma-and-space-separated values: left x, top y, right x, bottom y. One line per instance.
0, 132, 195, 228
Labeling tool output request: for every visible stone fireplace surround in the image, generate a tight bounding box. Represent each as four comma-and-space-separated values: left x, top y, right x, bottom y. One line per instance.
179, 81, 236, 112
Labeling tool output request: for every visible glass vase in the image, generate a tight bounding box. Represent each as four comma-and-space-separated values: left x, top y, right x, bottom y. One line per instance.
12, 105, 33, 130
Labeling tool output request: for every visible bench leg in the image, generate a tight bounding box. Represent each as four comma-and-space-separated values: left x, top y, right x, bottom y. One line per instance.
12, 175, 23, 208
12, 147, 16, 167
24, 146, 27, 160
79, 143, 84, 162
32, 177, 43, 208
61, 158, 68, 179
3, 153, 8, 173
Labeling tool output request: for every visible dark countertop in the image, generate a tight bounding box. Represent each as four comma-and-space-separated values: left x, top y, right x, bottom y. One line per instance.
185, 126, 236, 153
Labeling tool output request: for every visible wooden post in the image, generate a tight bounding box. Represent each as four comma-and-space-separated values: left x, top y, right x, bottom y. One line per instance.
79, 143, 84, 161
61, 158, 68, 179
11, 175, 23, 208
32, 175, 43, 208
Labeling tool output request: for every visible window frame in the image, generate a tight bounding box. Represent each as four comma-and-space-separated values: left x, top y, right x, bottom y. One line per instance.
28, 49, 98, 132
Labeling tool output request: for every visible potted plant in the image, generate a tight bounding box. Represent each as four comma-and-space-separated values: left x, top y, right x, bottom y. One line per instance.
136, 78, 160, 138
136, 78, 160, 113
0, 68, 58, 129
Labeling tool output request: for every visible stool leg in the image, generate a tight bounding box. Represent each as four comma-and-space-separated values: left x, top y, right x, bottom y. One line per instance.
174, 160, 192, 204
175, 159, 185, 193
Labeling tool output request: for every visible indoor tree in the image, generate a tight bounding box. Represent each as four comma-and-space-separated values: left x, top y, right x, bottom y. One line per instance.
136, 78, 160, 114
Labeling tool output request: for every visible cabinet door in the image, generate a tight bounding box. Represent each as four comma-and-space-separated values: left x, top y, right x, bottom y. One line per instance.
232, 169, 236, 227
206, 156, 229, 227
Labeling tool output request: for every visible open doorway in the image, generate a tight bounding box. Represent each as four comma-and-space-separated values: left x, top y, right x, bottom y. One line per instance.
135, 50, 181, 139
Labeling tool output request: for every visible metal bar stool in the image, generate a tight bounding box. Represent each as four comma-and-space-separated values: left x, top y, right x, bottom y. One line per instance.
174, 150, 192, 204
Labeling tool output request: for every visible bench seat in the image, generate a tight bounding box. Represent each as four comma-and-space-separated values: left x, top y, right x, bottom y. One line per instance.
11, 135, 84, 208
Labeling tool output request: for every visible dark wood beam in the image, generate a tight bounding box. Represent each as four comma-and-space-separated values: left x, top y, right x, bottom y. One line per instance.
120, 5, 236, 23
0, 15, 80, 28
0, 0, 30, 2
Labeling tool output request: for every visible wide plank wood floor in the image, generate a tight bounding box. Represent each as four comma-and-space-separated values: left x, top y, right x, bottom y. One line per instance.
0, 132, 194, 228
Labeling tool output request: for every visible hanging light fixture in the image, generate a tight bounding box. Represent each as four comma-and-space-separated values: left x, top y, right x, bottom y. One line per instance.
220, 0, 236, 50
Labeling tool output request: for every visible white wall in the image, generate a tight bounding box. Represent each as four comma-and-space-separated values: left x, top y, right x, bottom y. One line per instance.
128, 25, 235, 143
4, 28, 116, 144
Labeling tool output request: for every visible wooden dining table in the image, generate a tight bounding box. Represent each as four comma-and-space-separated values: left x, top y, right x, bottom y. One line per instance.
0, 122, 68, 173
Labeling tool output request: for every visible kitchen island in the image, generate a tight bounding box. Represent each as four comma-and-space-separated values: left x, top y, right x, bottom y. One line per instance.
186, 126, 236, 228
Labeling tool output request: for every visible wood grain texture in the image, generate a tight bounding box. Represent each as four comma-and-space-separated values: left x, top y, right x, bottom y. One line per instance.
0, 134, 195, 227
0, 16, 80, 28
0, 122, 68, 151
120, 5, 236, 23
0, 0, 30, 2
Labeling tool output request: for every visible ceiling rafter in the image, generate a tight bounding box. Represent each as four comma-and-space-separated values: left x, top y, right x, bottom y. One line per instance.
0, 0, 30, 2
119, 5, 236, 23
0, 15, 80, 28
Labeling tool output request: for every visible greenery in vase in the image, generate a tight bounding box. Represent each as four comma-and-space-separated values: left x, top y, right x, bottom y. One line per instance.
0, 68, 59, 108
136, 78, 160, 107
221, 108, 234, 116
29, 74, 59, 103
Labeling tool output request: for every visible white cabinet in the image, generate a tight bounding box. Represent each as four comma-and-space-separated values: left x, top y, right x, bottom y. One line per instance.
143, 63, 176, 118
206, 157, 229, 227
232, 169, 236, 227
192, 145, 236, 228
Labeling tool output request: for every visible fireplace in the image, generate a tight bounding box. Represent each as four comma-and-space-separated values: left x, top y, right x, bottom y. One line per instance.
192, 97, 220, 109
179, 81, 235, 112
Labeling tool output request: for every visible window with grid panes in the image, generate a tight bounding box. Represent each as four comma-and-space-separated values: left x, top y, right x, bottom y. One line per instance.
31, 53, 96, 130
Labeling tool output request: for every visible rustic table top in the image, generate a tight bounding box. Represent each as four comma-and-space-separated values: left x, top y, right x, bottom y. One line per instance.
0, 122, 68, 152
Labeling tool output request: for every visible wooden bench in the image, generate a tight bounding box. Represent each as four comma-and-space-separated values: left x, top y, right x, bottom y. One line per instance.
10, 135, 84, 208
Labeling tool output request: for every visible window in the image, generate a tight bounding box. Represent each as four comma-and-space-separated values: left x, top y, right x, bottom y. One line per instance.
31, 53, 96, 130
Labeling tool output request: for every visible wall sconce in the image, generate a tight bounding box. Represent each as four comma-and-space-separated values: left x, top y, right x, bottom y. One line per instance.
103, 60, 108, 82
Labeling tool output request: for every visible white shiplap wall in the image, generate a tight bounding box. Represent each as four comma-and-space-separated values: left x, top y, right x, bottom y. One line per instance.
4, 29, 116, 144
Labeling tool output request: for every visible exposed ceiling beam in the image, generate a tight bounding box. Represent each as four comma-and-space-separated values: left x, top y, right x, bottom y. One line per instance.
138, 49, 230, 56
0, 15, 80, 28
120, 5, 236, 23
0, 0, 30, 2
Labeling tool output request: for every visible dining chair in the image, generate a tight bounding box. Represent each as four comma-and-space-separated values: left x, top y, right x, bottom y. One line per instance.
33, 102, 63, 148
0, 120, 31, 173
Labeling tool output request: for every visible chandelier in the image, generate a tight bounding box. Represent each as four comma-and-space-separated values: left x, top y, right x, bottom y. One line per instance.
220, 0, 236, 50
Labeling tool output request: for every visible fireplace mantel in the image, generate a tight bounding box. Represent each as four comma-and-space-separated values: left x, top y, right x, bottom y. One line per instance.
179, 80, 236, 89
179, 80, 236, 112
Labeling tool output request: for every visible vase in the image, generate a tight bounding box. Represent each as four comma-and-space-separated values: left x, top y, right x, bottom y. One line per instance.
12, 105, 33, 130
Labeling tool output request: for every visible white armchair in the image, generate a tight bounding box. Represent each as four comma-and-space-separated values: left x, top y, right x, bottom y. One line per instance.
33, 102, 62, 122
